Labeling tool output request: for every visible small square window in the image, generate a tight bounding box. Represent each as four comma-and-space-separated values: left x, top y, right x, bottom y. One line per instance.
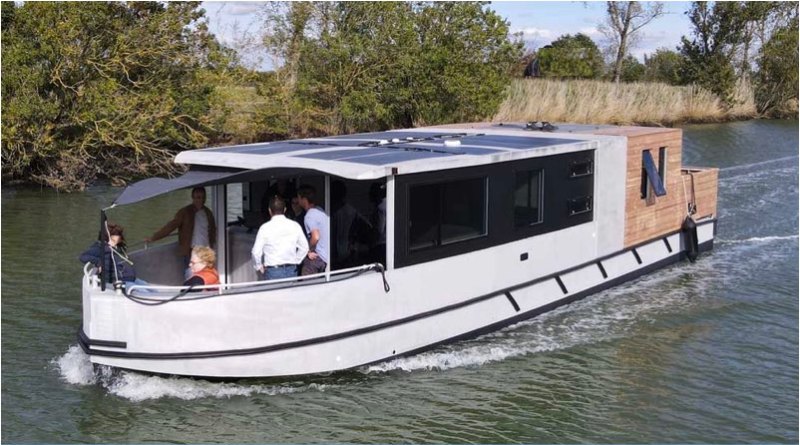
569, 159, 593, 177
568, 195, 593, 216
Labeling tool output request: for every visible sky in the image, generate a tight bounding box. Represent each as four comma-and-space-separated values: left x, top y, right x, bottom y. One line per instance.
201, 1, 694, 71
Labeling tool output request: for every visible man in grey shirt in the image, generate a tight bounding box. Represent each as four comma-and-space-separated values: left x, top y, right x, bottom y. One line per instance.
297, 184, 330, 275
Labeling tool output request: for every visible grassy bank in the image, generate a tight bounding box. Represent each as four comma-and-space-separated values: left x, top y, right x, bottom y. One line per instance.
493, 78, 758, 126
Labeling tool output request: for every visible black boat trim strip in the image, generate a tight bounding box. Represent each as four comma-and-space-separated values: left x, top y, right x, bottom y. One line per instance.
597, 261, 608, 279
504, 291, 520, 312
555, 276, 568, 294
663, 237, 673, 253
79, 332, 127, 349
632, 248, 642, 264
78, 221, 715, 361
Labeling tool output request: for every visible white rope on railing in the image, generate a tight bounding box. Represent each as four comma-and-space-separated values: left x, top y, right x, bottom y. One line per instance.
83, 262, 94, 277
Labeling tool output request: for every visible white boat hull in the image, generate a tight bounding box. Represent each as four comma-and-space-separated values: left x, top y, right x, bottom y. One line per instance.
79, 219, 715, 378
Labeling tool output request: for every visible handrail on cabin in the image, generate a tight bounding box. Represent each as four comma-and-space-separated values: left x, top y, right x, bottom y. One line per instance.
124, 262, 385, 297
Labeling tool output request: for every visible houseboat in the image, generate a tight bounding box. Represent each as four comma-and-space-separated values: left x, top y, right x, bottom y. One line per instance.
78, 122, 719, 378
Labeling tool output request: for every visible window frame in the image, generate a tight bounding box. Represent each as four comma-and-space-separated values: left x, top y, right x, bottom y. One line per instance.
394, 149, 595, 268
513, 168, 545, 228
407, 175, 489, 254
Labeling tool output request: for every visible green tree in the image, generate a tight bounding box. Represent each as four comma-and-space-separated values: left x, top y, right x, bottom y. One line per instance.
538, 33, 604, 79
619, 55, 646, 82
643, 48, 683, 84
1, 2, 229, 190
600, 1, 665, 83
755, 20, 799, 116
408, 2, 523, 126
734, 2, 797, 77
679, 2, 747, 105
260, 1, 522, 136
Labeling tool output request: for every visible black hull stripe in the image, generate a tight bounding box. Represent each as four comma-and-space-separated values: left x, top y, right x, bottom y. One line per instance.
78, 221, 716, 361
663, 237, 673, 253
83, 336, 127, 349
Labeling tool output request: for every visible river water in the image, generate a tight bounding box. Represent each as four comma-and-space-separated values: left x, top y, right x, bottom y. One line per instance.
2, 120, 797, 443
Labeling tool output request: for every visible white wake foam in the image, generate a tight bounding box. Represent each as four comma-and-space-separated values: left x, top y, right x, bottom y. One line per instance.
103, 373, 318, 402
717, 235, 799, 245
54, 345, 330, 402
54, 345, 97, 385
719, 155, 799, 178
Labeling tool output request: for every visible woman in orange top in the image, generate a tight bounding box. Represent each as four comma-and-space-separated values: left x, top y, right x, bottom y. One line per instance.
183, 246, 220, 288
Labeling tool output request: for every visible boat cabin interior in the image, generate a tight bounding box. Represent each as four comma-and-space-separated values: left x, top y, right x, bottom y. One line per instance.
126, 170, 387, 287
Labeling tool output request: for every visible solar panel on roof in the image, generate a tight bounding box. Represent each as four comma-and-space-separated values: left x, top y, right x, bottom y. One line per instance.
341, 151, 453, 165
324, 131, 444, 141
294, 148, 384, 160
204, 141, 347, 155
459, 135, 580, 149
393, 143, 501, 156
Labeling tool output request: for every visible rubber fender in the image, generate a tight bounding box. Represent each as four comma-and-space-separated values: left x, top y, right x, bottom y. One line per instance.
682, 215, 699, 263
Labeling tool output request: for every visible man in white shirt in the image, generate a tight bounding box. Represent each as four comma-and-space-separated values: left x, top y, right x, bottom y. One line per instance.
251, 196, 309, 280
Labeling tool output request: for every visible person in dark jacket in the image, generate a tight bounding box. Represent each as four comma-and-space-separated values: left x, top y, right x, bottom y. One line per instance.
79, 223, 140, 286
145, 187, 216, 269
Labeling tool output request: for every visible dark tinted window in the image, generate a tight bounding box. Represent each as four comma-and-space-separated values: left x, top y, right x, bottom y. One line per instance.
514, 169, 543, 227
409, 183, 439, 251
441, 178, 487, 244
409, 177, 487, 252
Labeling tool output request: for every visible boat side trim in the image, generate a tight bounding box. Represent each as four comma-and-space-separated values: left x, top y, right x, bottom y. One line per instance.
663, 237, 673, 253
555, 276, 569, 294
77, 329, 127, 349
78, 220, 715, 361
365, 239, 715, 371
597, 261, 608, 279
504, 291, 521, 312
632, 248, 643, 264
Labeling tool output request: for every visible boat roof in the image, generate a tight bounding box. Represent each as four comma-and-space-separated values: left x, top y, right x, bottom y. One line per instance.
175, 126, 620, 180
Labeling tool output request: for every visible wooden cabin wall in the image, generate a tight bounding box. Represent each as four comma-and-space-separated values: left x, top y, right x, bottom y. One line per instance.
685, 167, 719, 221
591, 127, 697, 247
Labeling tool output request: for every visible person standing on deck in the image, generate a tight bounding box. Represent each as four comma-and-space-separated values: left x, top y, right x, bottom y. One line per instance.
297, 184, 330, 275
251, 196, 309, 280
145, 187, 216, 273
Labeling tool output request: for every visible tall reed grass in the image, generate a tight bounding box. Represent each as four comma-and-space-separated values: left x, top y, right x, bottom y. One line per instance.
493, 78, 757, 126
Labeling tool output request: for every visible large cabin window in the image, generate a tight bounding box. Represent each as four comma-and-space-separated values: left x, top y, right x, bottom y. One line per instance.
514, 169, 543, 227
408, 177, 487, 252
395, 150, 594, 268
330, 178, 387, 269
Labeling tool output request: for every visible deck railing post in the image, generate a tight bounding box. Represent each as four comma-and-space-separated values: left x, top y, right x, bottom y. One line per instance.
214, 184, 228, 287
386, 173, 395, 271
324, 174, 331, 282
